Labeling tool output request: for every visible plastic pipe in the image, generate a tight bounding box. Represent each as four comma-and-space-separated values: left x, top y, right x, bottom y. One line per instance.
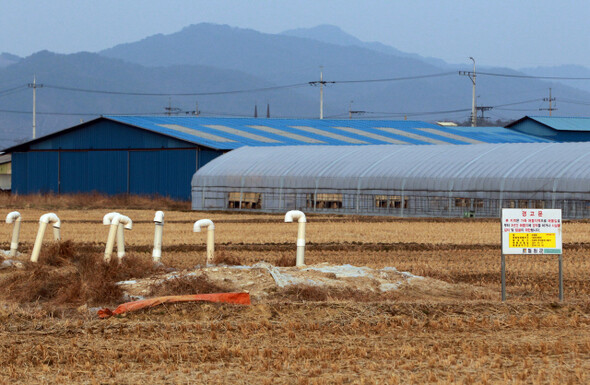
193, 219, 215, 265
102, 212, 120, 226
103, 213, 132, 263
103, 212, 119, 263
284, 210, 306, 267
102, 211, 128, 259
30, 213, 61, 263
114, 214, 132, 262
5, 211, 22, 257
152, 211, 165, 263
116, 223, 126, 260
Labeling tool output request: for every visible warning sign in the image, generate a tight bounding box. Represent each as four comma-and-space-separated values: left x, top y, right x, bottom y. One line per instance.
501, 209, 562, 255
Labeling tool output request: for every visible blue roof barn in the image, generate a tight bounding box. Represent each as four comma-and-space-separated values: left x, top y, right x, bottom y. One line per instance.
506, 116, 590, 142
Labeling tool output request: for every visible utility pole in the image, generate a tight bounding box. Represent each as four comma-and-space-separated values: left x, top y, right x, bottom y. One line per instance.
28, 75, 43, 139
164, 98, 181, 115
320, 67, 323, 119
348, 100, 365, 119
459, 57, 477, 127
309, 66, 334, 119
476, 106, 493, 124
540, 88, 557, 116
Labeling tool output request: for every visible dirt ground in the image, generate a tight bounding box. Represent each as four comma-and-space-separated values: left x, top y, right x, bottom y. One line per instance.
1, 208, 589, 384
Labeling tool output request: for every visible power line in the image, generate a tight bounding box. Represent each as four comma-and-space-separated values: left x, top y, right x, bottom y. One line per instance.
342, 97, 547, 119
43, 82, 310, 96
477, 71, 590, 80
495, 107, 542, 111
0, 85, 27, 95
0, 109, 162, 116
35, 72, 457, 98
13, 69, 590, 101
7, 68, 590, 100
0, 85, 27, 99
559, 98, 590, 106
333, 72, 456, 84
492, 98, 544, 107
361, 107, 472, 118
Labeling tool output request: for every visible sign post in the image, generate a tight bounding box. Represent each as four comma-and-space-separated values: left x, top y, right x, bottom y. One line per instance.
501, 208, 563, 301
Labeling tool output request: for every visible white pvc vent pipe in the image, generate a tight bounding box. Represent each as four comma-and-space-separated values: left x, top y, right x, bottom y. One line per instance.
102, 212, 119, 262
5, 211, 22, 257
284, 210, 306, 267
30, 213, 61, 263
152, 211, 165, 263
103, 213, 132, 263
193, 219, 215, 265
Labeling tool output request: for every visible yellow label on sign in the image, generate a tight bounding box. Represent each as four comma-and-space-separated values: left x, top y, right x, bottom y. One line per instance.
509, 233, 556, 248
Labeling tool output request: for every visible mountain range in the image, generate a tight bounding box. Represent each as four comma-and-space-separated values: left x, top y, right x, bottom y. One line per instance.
1, 23, 590, 150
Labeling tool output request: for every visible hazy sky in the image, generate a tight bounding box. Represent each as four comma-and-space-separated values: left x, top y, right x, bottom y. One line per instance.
1, 0, 589, 68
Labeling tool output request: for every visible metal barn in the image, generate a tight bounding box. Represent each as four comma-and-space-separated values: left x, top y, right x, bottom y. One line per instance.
4, 116, 551, 200
506, 116, 590, 142
192, 142, 590, 218
5, 117, 225, 199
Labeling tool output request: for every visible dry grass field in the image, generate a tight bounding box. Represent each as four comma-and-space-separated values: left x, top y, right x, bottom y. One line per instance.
0, 194, 589, 384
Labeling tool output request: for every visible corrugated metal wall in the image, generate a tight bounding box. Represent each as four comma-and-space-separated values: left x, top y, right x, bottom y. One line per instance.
11, 120, 224, 200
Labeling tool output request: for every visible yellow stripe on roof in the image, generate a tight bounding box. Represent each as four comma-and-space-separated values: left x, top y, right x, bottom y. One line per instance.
158, 124, 236, 143
332, 126, 408, 144
413, 127, 486, 144
203, 125, 281, 143
290, 126, 369, 144
248, 125, 325, 144
373, 127, 448, 144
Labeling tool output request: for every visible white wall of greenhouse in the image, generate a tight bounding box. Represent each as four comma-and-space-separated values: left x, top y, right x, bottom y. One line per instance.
191, 142, 590, 218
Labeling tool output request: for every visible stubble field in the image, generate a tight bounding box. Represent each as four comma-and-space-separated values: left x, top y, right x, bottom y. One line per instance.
0, 199, 589, 384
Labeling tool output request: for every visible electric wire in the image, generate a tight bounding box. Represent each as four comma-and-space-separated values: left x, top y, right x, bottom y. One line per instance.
0, 85, 27, 95
3, 69, 590, 118
0, 85, 27, 99
43, 82, 310, 96
332, 72, 457, 84
476, 71, 590, 80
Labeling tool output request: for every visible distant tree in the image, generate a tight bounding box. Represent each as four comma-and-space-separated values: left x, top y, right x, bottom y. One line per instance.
454, 117, 511, 127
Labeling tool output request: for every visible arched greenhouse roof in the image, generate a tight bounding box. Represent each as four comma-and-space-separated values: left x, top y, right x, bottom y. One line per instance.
192, 142, 590, 196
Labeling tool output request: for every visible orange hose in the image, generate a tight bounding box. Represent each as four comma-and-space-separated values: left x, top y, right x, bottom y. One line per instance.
98, 292, 251, 318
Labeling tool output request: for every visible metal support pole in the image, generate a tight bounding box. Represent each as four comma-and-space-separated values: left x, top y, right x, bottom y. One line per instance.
558, 254, 563, 302
470, 57, 476, 127
32, 76, 37, 139
320, 67, 324, 119
501, 254, 506, 301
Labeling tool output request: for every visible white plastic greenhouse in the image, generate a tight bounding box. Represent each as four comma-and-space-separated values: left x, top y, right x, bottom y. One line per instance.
191, 142, 590, 218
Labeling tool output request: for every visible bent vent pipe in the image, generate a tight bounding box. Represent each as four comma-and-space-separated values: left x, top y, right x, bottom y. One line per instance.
152, 211, 165, 263
103, 213, 132, 263
284, 210, 306, 267
193, 219, 215, 265
30, 213, 61, 263
5, 211, 22, 257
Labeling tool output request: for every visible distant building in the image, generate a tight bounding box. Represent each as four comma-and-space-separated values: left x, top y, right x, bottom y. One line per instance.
436, 121, 458, 127
2, 116, 552, 200
506, 116, 590, 142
